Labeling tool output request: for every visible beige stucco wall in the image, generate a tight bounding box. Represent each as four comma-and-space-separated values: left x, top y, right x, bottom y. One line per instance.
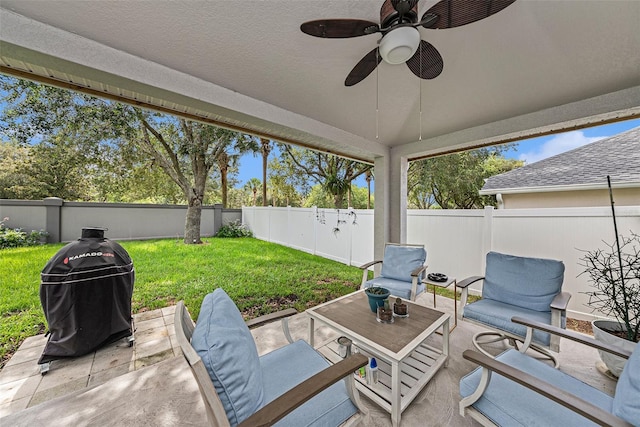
502, 188, 640, 209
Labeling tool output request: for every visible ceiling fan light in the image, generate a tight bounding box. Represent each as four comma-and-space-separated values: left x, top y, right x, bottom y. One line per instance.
379, 27, 420, 64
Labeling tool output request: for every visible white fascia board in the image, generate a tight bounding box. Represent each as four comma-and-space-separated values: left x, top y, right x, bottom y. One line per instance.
479, 181, 640, 196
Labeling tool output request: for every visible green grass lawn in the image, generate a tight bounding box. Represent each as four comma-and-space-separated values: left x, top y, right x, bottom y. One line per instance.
0, 237, 463, 370
0, 237, 367, 369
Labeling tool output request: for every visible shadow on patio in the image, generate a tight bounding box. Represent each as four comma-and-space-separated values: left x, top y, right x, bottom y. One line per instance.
0, 294, 616, 426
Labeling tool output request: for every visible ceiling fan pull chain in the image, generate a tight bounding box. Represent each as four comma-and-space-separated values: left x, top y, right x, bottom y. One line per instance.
376, 50, 380, 140
419, 38, 423, 141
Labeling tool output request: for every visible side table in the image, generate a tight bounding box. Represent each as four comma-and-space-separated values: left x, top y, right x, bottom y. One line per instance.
422, 276, 457, 331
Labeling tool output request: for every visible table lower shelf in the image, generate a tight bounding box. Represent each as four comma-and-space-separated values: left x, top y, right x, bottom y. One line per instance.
317, 337, 448, 414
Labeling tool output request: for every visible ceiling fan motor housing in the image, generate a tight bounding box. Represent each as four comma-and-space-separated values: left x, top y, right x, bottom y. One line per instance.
380, 0, 418, 28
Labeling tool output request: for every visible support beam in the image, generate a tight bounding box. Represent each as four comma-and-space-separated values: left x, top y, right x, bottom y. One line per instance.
389, 149, 409, 244
374, 156, 389, 264
373, 151, 409, 265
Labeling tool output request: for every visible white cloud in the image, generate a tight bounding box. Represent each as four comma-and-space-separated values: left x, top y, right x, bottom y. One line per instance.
518, 131, 605, 164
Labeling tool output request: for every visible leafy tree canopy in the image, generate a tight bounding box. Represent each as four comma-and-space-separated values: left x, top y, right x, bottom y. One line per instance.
408, 146, 523, 209
277, 143, 372, 208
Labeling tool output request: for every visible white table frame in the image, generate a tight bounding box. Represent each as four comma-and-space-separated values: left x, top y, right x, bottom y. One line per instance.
306, 290, 450, 427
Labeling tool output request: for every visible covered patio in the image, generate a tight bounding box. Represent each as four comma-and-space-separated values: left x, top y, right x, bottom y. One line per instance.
0, 1, 637, 425
0, 293, 615, 426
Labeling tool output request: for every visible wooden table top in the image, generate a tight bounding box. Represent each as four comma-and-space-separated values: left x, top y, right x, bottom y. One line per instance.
308, 291, 448, 356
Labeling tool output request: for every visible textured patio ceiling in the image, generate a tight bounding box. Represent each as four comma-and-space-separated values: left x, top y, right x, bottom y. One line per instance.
1, 1, 639, 163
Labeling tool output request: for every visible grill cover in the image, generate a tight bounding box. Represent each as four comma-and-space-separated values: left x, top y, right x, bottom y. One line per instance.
39, 228, 134, 363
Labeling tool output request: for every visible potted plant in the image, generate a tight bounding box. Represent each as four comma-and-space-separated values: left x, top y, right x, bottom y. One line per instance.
364, 286, 390, 313
393, 297, 408, 317
579, 231, 640, 377
377, 299, 394, 323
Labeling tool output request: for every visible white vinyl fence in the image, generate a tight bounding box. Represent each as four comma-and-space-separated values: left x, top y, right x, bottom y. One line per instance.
243, 205, 640, 320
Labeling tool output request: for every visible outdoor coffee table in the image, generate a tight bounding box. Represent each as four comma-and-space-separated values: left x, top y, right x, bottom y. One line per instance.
306, 290, 450, 427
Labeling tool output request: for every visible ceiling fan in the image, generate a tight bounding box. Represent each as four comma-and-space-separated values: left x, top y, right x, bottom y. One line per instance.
300, 0, 517, 86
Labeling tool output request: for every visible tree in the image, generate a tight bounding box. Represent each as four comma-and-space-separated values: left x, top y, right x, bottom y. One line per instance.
364, 169, 374, 209
244, 178, 261, 206
240, 136, 272, 206
24, 136, 94, 200
303, 184, 371, 209
407, 146, 523, 209
279, 144, 372, 208
259, 138, 271, 206
136, 113, 241, 241
1, 76, 239, 243
0, 140, 33, 199
267, 157, 302, 207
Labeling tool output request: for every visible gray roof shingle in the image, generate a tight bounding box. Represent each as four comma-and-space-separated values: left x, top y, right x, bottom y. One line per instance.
481, 126, 640, 193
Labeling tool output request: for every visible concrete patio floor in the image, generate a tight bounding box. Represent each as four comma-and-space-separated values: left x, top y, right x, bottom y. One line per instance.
0, 293, 617, 426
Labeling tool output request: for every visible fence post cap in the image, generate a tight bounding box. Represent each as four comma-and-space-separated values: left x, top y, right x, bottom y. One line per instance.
43, 197, 64, 206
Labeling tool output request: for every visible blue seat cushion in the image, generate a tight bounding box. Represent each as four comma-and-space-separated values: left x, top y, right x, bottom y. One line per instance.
460, 349, 613, 426
483, 252, 565, 312
463, 299, 560, 346
380, 245, 426, 282
364, 277, 425, 300
260, 340, 358, 427
613, 341, 640, 426
191, 289, 264, 426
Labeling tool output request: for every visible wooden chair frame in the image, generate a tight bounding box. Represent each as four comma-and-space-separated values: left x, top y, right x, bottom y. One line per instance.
174, 301, 368, 427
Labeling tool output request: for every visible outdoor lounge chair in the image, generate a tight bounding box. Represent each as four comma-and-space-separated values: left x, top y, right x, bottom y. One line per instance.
360, 243, 427, 301
174, 288, 368, 427
459, 316, 639, 427
458, 251, 570, 367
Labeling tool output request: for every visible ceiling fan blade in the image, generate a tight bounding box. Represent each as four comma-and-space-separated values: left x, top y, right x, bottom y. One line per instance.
406, 40, 444, 80
422, 0, 517, 29
345, 48, 383, 86
301, 19, 380, 38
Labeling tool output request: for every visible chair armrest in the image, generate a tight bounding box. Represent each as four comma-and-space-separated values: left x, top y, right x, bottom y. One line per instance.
245, 308, 298, 329
462, 350, 633, 427
359, 259, 383, 270
411, 264, 428, 277
239, 353, 368, 427
457, 276, 484, 289
511, 316, 632, 359
550, 291, 571, 310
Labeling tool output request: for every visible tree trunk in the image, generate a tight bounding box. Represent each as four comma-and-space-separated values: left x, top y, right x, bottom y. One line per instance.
252, 189, 257, 206
184, 192, 203, 244
261, 138, 271, 206
367, 176, 371, 209
221, 168, 228, 207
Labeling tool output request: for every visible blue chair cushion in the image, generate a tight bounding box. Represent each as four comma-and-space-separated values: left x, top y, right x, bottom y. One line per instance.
463, 299, 563, 346
259, 340, 358, 427
191, 289, 264, 426
613, 341, 640, 426
483, 252, 565, 312
460, 349, 613, 426
380, 245, 426, 282
364, 277, 425, 300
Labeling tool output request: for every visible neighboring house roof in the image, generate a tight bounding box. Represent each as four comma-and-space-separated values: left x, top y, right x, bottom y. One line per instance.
481, 126, 640, 195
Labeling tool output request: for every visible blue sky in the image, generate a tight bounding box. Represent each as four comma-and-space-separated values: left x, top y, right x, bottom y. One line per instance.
235, 118, 640, 189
